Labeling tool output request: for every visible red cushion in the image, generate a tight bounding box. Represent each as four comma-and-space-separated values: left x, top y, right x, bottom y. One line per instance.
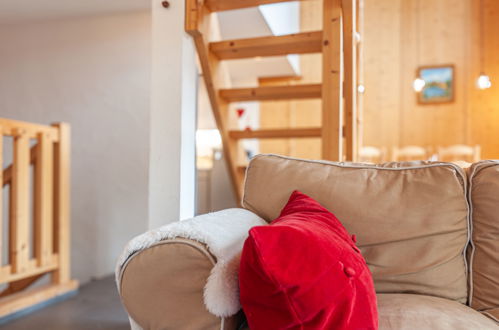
239, 190, 378, 329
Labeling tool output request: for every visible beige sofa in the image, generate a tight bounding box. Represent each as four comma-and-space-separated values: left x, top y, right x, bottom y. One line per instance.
116, 155, 499, 329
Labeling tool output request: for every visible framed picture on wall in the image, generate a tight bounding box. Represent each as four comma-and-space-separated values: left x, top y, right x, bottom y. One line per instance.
417, 65, 455, 104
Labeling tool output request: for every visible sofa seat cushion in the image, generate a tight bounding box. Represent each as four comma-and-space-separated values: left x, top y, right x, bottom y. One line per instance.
243, 154, 469, 303
378, 294, 499, 329
239, 191, 378, 330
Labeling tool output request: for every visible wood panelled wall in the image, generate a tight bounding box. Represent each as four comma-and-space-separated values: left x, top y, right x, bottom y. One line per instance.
470, 0, 499, 158
364, 0, 499, 159
261, 0, 499, 160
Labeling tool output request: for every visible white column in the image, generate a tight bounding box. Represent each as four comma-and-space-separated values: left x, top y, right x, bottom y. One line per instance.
149, 0, 197, 229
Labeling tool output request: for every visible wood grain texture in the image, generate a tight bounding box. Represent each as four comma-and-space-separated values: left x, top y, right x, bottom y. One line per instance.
258, 0, 323, 160
342, 0, 358, 161
185, 0, 244, 199
220, 84, 321, 102
51, 123, 71, 284
470, 0, 499, 159
210, 31, 323, 60
0, 281, 78, 318
205, 0, 311, 12
10, 131, 30, 275
3, 146, 37, 187
229, 128, 321, 139
0, 119, 58, 141
34, 132, 54, 267
321, 0, 343, 161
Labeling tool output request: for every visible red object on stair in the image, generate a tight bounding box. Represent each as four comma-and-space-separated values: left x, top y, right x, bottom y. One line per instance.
236, 108, 245, 118
239, 190, 378, 330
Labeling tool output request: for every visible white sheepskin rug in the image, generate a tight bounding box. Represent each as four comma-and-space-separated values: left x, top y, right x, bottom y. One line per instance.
116, 208, 266, 317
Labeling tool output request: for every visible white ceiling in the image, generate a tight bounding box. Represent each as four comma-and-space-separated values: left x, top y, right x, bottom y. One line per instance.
0, 0, 150, 24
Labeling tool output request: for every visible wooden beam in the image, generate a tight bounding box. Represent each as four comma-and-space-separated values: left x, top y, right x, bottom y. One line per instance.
51, 123, 70, 285
220, 84, 321, 102
343, 0, 357, 161
34, 133, 54, 267
229, 128, 322, 139
210, 31, 323, 60
10, 130, 30, 275
321, 0, 343, 161
205, 0, 311, 12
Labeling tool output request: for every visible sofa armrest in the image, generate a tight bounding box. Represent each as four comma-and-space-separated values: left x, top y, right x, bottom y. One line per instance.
116, 208, 266, 330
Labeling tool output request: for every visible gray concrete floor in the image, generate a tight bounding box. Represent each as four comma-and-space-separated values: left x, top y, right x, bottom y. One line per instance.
0, 276, 130, 330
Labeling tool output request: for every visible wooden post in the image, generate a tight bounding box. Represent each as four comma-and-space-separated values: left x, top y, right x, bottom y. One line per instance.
51, 123, 70, 284
34, 132, 54, 267
0, 128, 2, 263
342, 0, 357, 161
356, 0, 364, 156
10, 129, 30, 274
322, 0, 344, 161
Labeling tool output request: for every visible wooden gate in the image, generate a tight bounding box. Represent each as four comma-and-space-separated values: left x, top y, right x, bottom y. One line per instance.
0, 118, 77, 319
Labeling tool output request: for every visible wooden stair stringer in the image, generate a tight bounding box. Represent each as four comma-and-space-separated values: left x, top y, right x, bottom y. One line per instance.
185, 0, 244, 201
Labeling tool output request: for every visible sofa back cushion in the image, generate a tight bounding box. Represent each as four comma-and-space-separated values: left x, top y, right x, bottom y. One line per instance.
468, 161, 499, 321
243, 154, 469, 303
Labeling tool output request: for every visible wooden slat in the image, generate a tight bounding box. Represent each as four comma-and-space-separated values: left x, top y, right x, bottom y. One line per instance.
321, 0, 344, 161
220, 84, 321, 102
229, 128, 321, 139
185, 0, 245, 200
0, 257, 58, 285
210, 31, 323, 60
0, 280, 78, 319
10, 130, 30, 274
205, 0, 311, 12
0, 118, 58, 141
0, 274, 44, 298
34, 133, 54, 267
3, 146, 37, 187
343, 0, 358, 161
51, 123, 70, 284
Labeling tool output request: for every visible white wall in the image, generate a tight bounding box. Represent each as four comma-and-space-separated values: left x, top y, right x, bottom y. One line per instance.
0, 11, 152, 283
149, 0, 196, 227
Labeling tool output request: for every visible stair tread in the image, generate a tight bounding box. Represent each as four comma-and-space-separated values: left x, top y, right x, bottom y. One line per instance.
210, 31, 323, 60
220, 84, 321, 102
205, 0, 309, 12
229, 128, 322, 139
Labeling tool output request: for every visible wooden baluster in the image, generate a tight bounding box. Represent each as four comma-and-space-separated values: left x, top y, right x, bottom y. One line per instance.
0, 128, 3, 272
10, 129, 30, 274
34, 132, 54, 267
322, 0, 344, 161
343, 0, 357, 161
51, 123, 70, 284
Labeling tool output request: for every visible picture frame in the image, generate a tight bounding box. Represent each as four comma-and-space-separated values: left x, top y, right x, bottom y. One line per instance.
417, 65, 455, 104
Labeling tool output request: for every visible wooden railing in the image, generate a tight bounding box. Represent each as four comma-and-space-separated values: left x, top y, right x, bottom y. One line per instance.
0, 118, 77, 319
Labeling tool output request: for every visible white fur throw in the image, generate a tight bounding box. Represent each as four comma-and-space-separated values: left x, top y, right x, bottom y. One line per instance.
116, 208, 266, 317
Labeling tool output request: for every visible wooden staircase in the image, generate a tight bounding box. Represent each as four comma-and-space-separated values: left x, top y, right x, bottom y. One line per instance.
185, 0, 358, 201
